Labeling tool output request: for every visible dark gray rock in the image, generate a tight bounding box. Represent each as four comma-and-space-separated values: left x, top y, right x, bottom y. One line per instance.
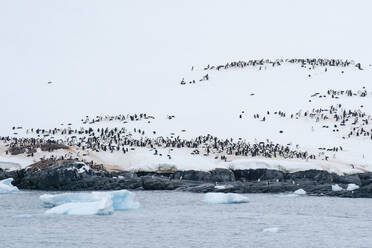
184, 183, 215, 193
287, 170, 334, 184
4, 160, 372, 198
210, 169, 235, 182
233, 169, 284, 182
357, 173, 372, 186
333, 174, 361, 186
173, 170, 212, 181
142, 176, 182, 190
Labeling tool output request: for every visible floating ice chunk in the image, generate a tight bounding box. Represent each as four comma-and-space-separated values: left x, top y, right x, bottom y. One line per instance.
45, 197, 114, 215
203, 193, 249, 204
13, 214, 33, 219
263, 227, 279, 233
93, 191, 140, 210
332, 184, 343, 192
40, 192, 94, 208
294, 189, 306, 195
346, 184, 360, 191
41, 190, 140, 215
0, 178, 19, 194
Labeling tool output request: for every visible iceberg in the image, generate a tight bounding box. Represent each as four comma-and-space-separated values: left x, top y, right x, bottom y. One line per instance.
294, 189, 306, 195
45, 197, 114, 215
40, 190, 140, 215
332, 184, 343, 192
263, 227, 279, 233
202, 193, 249, 204
0, 178, 19, 194
346, 184, 360, 191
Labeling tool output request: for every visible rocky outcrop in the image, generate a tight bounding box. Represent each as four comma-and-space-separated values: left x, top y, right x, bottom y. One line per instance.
7, 160, 142, 191
3, 161, 372, 198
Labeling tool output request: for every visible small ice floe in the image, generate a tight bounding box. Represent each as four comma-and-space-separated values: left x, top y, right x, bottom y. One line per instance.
0, 178, 19, 194
346, 184, 360, 191
263, 227, 279, 233
12, 214, 33, 219
45, 198, 114, 216
40, 190, 140, 216
294, 189, 306, 195
332, 184, 344, 192
278, 193, 298, 198
214, 185, 226, 190
202, 193, 249, 204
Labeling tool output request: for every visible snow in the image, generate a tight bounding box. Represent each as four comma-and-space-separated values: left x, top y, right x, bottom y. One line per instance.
1, 1, 372, 175
66, 164, 91, 173
41, 190, 140, 215
294, 189, 306, 195
202, 193, 249, 204
214, 185, 226, 190
0, 178, 19, 194
332, 184, 344, 192
346, 184, 360, 191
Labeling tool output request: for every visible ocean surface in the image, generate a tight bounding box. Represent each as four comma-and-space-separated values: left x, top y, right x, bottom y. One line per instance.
1, 191, 372, 248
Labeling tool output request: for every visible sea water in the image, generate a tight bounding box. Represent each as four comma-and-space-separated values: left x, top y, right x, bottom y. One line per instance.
1, 191, 371, 248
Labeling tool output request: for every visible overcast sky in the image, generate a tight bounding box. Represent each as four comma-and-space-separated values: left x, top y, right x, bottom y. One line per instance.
1, 0, 371, 132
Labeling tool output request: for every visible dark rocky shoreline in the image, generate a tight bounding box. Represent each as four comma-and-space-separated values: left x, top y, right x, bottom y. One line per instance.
1, 160, 372, 198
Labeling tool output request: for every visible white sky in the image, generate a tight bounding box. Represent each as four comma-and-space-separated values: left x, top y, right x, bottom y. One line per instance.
1, 0, 372, 132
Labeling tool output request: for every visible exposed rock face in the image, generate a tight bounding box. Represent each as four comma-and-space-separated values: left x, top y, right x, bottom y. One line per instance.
3, 160, 372, 198
7, 160, 141, 191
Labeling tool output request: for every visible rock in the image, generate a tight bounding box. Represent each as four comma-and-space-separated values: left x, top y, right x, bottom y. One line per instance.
142, 176, 182, 190
333, 174, 361, 186
287, 170, 333, 184
173, 170, 211, 181
5, 159, 372, 198
233, 169, 267, 181
185, 183, 215, 193
233, 169, 284, 182
358, 173, 372, 186
210, 169, 235, 182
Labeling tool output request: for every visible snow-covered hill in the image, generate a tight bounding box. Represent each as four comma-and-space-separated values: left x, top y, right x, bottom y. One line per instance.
1, 1, 372, 174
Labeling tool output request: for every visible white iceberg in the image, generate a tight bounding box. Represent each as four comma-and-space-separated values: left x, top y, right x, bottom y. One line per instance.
0, 178, 19, 194
202, 193, 249, 204
45, 197, 114, 215
263, 227, 279, 233
346, 184, 360, 191
294, 189, 306, 195
40, 190, 140, 215
332, 184, 343, 192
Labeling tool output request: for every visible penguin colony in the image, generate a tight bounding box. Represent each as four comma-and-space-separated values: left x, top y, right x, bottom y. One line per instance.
0, 58, 369, 170
181, 58, 363, 85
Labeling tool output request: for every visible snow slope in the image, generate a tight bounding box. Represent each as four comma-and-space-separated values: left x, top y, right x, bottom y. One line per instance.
0, 1, 372, 174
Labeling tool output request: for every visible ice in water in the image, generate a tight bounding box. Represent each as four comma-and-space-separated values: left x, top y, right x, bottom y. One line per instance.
202, 193, 249, 204
40, 190, 140, 215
